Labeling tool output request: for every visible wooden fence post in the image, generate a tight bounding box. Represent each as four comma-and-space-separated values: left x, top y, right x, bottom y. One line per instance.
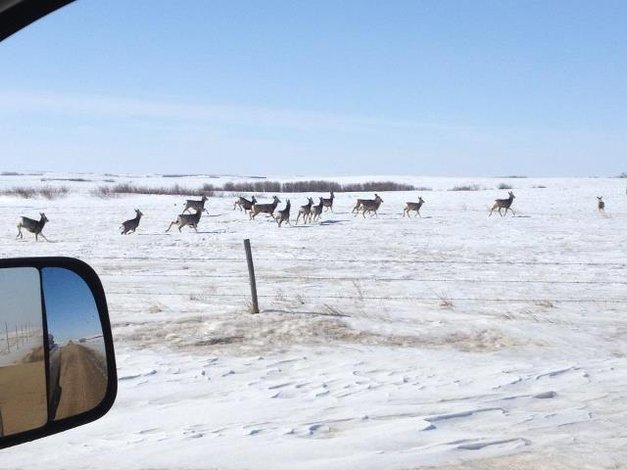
244, 239, 260, 314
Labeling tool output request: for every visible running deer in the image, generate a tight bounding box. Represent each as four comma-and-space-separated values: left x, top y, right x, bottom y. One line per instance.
597, 196, 605, 212
166, 209, 203, 232
311, 197, 324, 222
321, 191, 335, 212
234, 195, 257, 212
16, 213, 49, 241
352, 197, 370, 213
275, 200, 291, 227
182, 195, 209, 214
489, 191, 516, 217
403, 197, 425, 217
357, 194, 384, 218
296, 197, 314, 224
120, 209, 143, 234
250, 195, 281, 220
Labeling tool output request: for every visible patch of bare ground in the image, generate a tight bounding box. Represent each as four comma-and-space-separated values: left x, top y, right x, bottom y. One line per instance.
115, 310, 519, 355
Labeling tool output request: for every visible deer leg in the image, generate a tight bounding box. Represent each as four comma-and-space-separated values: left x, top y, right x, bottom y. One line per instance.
166, 221, 175, 232
16, 225, 22, 239
39, 232, 49, 242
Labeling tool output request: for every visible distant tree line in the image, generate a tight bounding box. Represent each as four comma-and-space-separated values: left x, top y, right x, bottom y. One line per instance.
91, 180, 417, 197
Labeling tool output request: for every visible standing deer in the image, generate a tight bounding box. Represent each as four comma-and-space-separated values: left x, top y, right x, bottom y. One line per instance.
166, 209, 203, 232
321, 191, 335, 212
275, 200, 291, 227
234, 195, 257, 212
597, 196, 605, 212
120, 209, 143, 234
182, 195, 209, 214
16, 213, 49, 241
403, 197, 425, 217
311, 197, 324, 222
296, 197, 314, 224
250, 196, 281, 220
489, 191, 515, 217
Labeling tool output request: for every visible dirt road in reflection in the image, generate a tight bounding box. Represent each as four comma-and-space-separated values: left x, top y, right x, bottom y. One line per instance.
53, 343, 107, 420
0, 360, 47, 436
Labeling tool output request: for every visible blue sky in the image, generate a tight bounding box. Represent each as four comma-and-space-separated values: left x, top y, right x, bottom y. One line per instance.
42, 268, 102, 344
1, 0, 626, 176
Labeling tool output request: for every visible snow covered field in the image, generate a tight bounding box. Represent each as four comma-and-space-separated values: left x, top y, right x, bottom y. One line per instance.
1, 173, 626, 469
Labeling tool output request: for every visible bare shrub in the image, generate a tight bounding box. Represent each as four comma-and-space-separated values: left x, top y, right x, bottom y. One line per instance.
449, 184, 483, 191
352, 280, 364, 302
89, 179, 418, 198
282, 180, 342, 193
0, 185, 69, 199
497, 183, 513, 190
433, 291, 454, 309
40, 186, 69, 199
341, 181, 415, 192
224, 180, 414, 193
90, 186, 119, 198
244, 300, 258, 314
91, 183, 215, 197
1, 186, 35, 198
323, 304, 347, 317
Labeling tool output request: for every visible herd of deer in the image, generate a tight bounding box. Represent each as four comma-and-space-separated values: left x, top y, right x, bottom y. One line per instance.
12, 190, 617, 240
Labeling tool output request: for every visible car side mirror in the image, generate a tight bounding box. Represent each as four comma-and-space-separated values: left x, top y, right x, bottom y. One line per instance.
0, 257, 116, 449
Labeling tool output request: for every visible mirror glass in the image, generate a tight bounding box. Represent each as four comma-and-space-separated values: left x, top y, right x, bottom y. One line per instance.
0, 268, 47, 437
41, 268, 108, 421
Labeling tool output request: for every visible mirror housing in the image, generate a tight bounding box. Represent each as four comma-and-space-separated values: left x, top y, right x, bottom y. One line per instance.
0, 257, 116, 449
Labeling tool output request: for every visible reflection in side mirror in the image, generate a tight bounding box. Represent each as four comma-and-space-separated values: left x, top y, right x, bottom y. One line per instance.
0, 258, 116, 449
0, 268, 47, 437
42, 267, 108, 421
